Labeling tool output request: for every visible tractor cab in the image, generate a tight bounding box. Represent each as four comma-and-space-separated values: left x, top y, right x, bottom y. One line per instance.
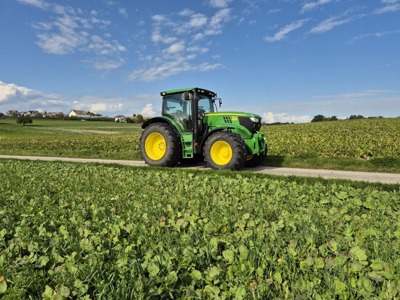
161, 88, 217, 132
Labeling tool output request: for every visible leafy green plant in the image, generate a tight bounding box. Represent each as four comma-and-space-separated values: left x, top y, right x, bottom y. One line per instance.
1, 160, 399, 298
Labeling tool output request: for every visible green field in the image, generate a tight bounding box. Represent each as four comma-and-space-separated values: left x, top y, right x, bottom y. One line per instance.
0, 160, 399, 299
1, 118, 400, 172
0, 119, 141, 160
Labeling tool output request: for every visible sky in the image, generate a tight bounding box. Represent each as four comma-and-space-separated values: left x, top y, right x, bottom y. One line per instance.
0, 0, 399, 123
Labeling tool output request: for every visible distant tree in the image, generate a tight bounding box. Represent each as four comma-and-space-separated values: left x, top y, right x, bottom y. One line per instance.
311, 115, 326, 122
329, 116, 338, 121
349, 115, 365, 120
135, 114, 144, 124
16, 116, 33, 126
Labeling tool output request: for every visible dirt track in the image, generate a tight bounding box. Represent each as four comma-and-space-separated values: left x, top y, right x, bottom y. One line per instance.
1, 155, 400, 184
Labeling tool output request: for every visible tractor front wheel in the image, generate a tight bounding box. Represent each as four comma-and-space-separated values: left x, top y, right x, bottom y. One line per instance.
204, 132, 246, 170
140, 123, 181, 167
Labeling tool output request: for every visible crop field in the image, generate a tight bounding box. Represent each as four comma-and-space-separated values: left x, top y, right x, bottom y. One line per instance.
0, 119, 141, 160
0, 159, 399, 299
264, 118, 400, 159
1, 118, 400, 172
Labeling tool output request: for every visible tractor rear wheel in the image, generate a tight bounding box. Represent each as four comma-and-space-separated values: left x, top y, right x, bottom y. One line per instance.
204, 131, 246, 170
140, 123, 181, 167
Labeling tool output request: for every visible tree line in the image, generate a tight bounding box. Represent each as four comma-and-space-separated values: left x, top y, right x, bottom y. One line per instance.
311, 115, 384, 122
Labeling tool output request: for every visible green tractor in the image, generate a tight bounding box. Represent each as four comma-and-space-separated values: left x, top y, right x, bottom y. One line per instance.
140, 87, 267, 170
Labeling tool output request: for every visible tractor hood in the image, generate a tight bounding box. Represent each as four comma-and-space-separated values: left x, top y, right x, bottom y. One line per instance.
204, 111, 263, 134
205, 112, 262, 121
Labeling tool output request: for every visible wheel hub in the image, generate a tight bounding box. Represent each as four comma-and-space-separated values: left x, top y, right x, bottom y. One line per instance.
145, 132, 166, 160
210, 141, 233, 165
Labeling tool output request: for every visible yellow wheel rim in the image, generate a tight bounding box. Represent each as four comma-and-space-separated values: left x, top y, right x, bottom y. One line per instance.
145, 132, 166, 160
210, 141, 232, 165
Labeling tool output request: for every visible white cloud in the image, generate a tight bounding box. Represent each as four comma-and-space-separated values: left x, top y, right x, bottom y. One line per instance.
265, 19, 308, 42
163, 42, 185, 55
0, 81, 33, 102
209, 0, 232, 8
75, 94, 160, 116
0, 80, 162, 117
306, 90, 400, 117
152, 14, 166, 22
187, 46, 209, 54
209, 8, 231, 33
188, 9, 232, 40
17, 0, 49, 10
118, 8, 128, 18
309, 16, 351, 34
301, 0, 333, 13
267, 8, 281, 14
260, 89, 400, 119
36, 12, 88, 54
263, 112, 311, 123
352, 29, 400, 41
129, 7, 231, 82
141, 104, 157, 117
312, 90, 392, 100
90, 58, 126, 71
88, 35, 127, 56
20, 2, 126, 70
0, 80, 68, 112
128, 55, 223, 82
90, 103, 109, 112
374, 3, 400, 14
189, 14, 208, 28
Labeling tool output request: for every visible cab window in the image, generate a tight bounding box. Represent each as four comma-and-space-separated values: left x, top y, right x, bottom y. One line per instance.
162, 94, 192, 131
198, 96, 214, 115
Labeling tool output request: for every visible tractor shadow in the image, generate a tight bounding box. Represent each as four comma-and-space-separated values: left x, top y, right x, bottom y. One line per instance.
264, 155, 285, 167
246, 155, 286, 172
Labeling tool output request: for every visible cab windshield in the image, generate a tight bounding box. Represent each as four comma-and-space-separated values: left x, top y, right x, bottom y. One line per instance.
198, 95, 214, 115
162, 92, 215, 131
162, 94, 192, 130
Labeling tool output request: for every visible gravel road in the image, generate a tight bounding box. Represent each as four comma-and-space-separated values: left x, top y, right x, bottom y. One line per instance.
1, 155, 400, 184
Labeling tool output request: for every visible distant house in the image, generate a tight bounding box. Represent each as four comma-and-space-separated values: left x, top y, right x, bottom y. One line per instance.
21, 110, 41, 117
7, 110, 20, 117
43, 112, 64, 118
114, 115, 127, 123
28, 110, 40, 117
68, 110, 92, 118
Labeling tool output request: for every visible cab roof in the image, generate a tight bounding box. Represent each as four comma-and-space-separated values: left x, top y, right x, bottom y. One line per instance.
160, 87, 216, 98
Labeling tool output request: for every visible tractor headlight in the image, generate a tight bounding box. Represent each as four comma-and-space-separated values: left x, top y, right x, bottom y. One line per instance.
250, 117, 260, 123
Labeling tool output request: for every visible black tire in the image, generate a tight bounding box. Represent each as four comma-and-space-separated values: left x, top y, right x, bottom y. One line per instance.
140, 123, 181, 167
203, 131, 247, 170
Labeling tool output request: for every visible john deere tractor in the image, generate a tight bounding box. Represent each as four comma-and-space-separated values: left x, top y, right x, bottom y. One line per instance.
140, 87, 267, 170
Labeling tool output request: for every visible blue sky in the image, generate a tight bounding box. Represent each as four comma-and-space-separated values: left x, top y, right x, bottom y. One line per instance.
1, 0, 399, 122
